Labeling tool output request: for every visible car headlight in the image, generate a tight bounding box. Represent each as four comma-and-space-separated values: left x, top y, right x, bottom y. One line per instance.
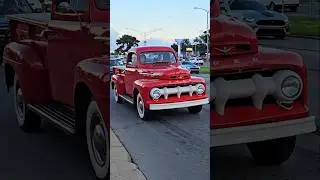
281, 76, 301, 98
150, 88, 161, 100
273, 70, 303, 101
195, 84, 205, 95
244, 17, 255, 22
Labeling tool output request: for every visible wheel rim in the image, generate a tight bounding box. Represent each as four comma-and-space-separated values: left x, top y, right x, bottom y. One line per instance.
14, 86, 25, 125
114, 86, 118, 102
136, 94, 145, 118
90, 113, 107, 167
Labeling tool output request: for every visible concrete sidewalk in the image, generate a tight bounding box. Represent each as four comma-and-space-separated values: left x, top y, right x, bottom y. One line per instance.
110, 129, 147, 180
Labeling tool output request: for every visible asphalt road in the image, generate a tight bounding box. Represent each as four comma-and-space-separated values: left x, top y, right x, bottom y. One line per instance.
0, 68, 97, 180
110, 74, 210, 180
212, 37, 320, 180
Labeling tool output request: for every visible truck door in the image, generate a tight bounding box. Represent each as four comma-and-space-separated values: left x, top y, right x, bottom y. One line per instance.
124, 52, 139, 96
46, 0, 91, 105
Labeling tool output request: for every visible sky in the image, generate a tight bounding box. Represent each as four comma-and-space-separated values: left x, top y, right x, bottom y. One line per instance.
110, 0, 209, 51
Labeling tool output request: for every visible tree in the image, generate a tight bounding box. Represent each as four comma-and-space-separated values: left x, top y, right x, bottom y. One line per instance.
171, 43, 178, 52
115, 34, 140, 54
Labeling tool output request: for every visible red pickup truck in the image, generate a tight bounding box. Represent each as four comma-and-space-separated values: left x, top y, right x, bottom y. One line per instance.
111, 46, 209, 120
210, 0, 316, 165
3, 0, 109, 179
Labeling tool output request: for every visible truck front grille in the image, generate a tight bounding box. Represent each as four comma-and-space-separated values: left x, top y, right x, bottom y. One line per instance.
256, 20, 285, 26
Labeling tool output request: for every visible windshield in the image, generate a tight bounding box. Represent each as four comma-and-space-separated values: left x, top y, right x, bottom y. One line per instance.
95, 0, 108, 10
140, 51, 177, 64
0, 0, 33, 15
230, 0, 266, 11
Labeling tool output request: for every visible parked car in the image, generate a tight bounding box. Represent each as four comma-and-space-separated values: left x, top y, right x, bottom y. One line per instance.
111, 46, 209, 120
189, 57, 204, 65
211, 0, 316, 165
3, 0, 109, 179
27, 0, 43, 12
180, 61, 200, 74
110, 58, 125, 74
225, 0, 289, 39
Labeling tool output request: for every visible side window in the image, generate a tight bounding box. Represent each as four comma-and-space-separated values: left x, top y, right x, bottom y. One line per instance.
56, 0, 88, 13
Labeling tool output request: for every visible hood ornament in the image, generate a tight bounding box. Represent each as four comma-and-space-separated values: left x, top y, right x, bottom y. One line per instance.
214, 47, 234, 56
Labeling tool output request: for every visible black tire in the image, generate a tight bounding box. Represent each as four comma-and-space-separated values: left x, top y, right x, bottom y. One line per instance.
86, 100, 110, 180
112, 84, 123, 104
247, 136, 296, 165
136, 93, 151, 121
188, 105, 202, 114
13, 75, 41, 132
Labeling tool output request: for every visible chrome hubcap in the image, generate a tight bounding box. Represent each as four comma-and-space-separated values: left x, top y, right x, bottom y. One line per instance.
137, 95, 144, 117
114, 87, 118, 101
91, 118, 106, 166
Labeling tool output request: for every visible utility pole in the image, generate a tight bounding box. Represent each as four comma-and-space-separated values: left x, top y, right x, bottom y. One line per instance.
126, 28, 162, 46
194, 7, 209, 60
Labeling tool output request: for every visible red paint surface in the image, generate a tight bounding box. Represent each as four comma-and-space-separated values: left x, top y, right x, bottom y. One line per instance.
3, 0, 109, 126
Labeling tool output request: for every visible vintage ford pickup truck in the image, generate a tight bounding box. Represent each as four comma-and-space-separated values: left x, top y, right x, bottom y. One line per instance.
3, 0, 109, 179
111, 46, 209, 120
210, 0, 316, 165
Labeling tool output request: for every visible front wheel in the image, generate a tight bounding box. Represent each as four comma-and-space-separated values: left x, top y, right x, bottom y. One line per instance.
113, 85, 123, 104
188, 105, 202, 114
136, 93, 151, 120
247, 136, 296, 165
86, 100, 109, 179
13, 75, 41, 132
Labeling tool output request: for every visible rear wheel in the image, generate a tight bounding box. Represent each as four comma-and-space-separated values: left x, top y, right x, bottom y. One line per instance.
136, 93, 151, 120
13, 75, 41, 132
113, 85, 123, 104
188, 105, 202, 114
247, 136, 296, 165
86, 100, 109, 179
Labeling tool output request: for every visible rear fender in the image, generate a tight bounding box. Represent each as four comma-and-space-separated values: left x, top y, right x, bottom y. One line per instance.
111, 74, 125, 94
74, 57, 110, 127
3, 42, 51, 104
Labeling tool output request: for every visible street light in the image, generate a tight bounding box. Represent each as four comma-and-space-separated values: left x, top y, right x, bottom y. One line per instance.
126, 28, 162, 46
194, 7, 209, 60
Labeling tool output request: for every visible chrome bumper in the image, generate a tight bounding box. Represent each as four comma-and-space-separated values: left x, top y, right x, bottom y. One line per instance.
211, 116, 316, 147
149, 98, 209, 110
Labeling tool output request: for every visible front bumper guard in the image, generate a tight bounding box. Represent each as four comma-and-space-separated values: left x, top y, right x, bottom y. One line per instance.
149, 98, 209, 110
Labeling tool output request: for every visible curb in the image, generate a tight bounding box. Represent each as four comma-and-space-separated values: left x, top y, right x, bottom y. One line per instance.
288, 35, 320, 40
110, 129, 147, 180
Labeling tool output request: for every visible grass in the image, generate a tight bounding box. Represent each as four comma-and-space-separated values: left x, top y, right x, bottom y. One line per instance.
200, 66, 210, 73
288, 15, 320, 37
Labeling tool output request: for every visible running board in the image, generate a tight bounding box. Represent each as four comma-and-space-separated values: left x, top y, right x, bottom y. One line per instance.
119, 94, 134, 104
28, 104, 76, 134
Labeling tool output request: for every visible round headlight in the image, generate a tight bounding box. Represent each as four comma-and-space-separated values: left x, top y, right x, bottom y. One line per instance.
196, 84, 205, 95
281, 76, 301, 98
150, 88, 161, 100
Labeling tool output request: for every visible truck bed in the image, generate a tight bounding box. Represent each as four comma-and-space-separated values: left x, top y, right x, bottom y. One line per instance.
6, 13, 51, 27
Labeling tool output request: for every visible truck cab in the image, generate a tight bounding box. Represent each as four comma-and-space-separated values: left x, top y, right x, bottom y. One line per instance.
111, 46, 209, 120
210, 0, 316, 165
3, 0, 110, 179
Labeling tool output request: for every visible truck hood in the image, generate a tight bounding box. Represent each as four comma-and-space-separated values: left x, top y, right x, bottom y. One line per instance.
139, 65, 191, 80
211, 14, 258, 57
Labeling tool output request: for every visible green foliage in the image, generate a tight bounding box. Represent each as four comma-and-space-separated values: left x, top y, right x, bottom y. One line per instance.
115, 34, 140, 54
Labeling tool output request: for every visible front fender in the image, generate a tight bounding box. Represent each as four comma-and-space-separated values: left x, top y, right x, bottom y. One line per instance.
3, 42, 51, 104
74, 56, 109, 127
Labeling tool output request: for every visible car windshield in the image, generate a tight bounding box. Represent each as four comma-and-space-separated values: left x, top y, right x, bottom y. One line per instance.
95, 0, 108, 10
140, 51, 176, 64
0, 0, 33, 15
230, 0, 266, 11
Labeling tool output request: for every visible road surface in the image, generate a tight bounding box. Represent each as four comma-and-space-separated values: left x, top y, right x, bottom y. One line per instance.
212, 37, 320, 180
110, 73, 210, 180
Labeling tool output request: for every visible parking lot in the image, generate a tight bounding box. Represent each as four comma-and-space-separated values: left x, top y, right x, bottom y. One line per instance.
212, 37, 320, 180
